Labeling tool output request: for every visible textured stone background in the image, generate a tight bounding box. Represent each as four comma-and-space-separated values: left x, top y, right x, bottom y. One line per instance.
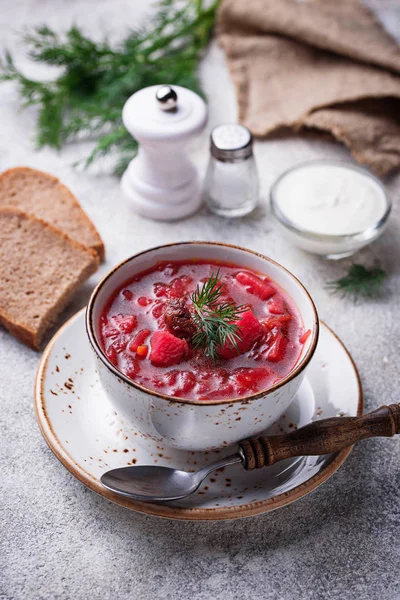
1, 1, 399, 599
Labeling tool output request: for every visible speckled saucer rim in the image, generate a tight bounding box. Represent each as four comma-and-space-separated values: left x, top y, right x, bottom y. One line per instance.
34, 308, 363, 521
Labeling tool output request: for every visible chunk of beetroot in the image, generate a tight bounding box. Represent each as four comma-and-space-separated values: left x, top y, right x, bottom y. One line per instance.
154, 276, 193, 299
108, 337, 128, 354
261, 315, 291, 332
199, 384, 235, 401
230, 367, 274, 394
268, 295, 285, 315
236, 271, 275, 300
128, 329, 151, 353
267, 332, 287, 362
150, 331, 187, 367
170, 275, 193, 298
112, 314, 137, 333
154, 282, 169, 298
120, 354, 140, 379
299, 329, 311, 345
219, 310, 263, 359
106, 345, 118, 365
138, 297, 152, 307
152, 302, 164, 319
164, 370, 179, 386
102, 324, 119, 339
121, 289, 133, 301
171, 371, 197, 396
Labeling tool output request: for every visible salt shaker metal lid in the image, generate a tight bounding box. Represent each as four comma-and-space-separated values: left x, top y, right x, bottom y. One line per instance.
205, 123, 259, 218
210, 124, 253, 162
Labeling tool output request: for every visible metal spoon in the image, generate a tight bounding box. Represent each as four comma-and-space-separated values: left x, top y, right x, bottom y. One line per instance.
101, 452, 243, 502
101, 403, 400, 503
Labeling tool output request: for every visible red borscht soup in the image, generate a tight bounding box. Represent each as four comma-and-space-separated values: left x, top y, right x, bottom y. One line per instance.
99, 260, 309, 401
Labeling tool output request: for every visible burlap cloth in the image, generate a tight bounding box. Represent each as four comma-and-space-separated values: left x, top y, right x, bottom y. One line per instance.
217, 0, 400, 175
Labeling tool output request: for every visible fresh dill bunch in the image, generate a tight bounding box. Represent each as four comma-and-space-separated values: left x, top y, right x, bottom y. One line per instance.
0, 0, 219, 174
327, 264, 387, 298
191, 269, 246, 363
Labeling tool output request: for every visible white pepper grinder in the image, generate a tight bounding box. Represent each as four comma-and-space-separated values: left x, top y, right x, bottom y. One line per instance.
121, 84, 207, 220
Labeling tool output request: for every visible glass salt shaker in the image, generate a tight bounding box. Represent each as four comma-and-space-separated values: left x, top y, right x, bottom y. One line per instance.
204, 124, 259, 218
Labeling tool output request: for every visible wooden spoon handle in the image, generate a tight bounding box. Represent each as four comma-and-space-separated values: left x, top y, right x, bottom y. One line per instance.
239, 404, 400, 470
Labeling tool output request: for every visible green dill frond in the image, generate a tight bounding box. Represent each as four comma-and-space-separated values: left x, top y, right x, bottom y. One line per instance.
327, 264, 387, 298
191, 270, 246, 363
192, 269, 224, 309
0, 0, 219, 174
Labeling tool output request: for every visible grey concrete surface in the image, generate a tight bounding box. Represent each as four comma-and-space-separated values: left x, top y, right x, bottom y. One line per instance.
1, 1, 399, 599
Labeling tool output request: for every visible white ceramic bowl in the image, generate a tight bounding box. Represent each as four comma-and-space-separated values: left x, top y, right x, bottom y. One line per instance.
86, 242, 319, 451
270, 160, 391, 260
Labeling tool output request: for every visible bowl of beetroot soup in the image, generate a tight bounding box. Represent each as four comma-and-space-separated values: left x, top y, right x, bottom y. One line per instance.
86, 242, 319, 451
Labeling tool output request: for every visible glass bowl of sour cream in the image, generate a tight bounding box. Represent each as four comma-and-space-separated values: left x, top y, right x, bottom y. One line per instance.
270, 159, 391, 259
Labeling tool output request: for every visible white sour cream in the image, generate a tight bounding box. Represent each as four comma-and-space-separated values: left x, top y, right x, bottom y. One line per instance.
274, 163, 387, 236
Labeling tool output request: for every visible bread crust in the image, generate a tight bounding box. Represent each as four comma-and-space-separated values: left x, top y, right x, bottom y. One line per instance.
0, 309, 37, 349
0, 206, 99, 349
0, 166, 105, 261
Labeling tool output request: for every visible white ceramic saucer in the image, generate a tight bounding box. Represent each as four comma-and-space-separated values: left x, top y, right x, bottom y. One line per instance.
35, 309, 362, 520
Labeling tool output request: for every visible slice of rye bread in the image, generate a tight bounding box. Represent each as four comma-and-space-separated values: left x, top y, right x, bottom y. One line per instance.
0, 207, 99, 350
0, 167, 105, 260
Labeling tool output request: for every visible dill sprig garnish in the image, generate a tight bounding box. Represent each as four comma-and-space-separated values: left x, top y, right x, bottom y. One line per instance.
191, 269, 246, 363
327, 264, 387, 298
0, 0, 219, 175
